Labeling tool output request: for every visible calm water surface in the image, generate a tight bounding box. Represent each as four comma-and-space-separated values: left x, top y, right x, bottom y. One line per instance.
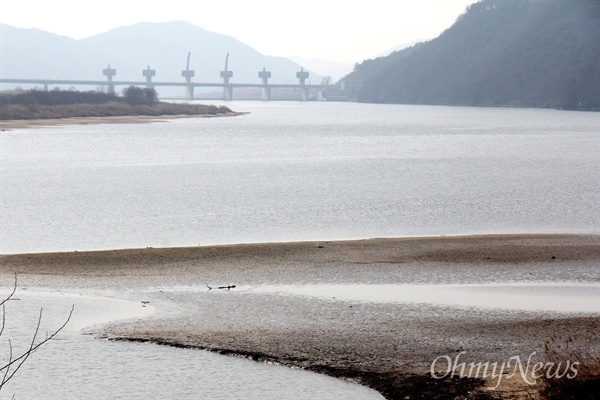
253, 282, 600, 313
1, 102, 598, 254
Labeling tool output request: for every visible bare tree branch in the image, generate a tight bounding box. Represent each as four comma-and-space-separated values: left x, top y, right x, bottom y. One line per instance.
0, 304, 6, 340
0, 274, 74, 392
1, 339, 13, 388
0, 274, 18, 308
0, 274, 19, 339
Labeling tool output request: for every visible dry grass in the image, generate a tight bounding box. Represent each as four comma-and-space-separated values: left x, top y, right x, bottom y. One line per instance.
0, 102, 232, 120
540, 336, 600, 399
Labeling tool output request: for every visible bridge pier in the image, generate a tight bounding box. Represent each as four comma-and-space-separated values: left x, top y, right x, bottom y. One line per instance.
103, 64, 117, 94
185, 85, 195, 100
296, 68, 309, 101
181, 52, 195, 100
301, 87, 310, 102
258, 67, 272, 101
220, 53, 234, 101
261, 87, 271, 101
223, 85, 233, 101
143, 65, 156, 89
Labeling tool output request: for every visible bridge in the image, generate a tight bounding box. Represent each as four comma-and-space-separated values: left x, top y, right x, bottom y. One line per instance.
0, 59, 332, 101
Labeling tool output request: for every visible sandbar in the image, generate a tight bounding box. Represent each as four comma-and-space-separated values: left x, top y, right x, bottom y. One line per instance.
1, 234, 599, 399
0, 112, 243, 131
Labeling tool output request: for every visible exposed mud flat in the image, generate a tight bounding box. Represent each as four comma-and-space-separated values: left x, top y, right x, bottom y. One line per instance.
2, 234, 599, 399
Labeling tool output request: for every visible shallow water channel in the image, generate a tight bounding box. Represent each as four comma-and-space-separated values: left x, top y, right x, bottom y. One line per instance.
252, 282, 599, 313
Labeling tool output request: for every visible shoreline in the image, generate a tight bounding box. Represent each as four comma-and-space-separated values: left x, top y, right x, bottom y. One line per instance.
1, 231, 597, 257
0, 112, 244, 131
2, 234, 599, 399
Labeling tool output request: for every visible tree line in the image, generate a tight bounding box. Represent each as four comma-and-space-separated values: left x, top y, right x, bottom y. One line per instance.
0, 87, 233, 120
0, 86, 157, 107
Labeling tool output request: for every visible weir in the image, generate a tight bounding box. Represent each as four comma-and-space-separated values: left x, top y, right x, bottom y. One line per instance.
1, 60, 330, 101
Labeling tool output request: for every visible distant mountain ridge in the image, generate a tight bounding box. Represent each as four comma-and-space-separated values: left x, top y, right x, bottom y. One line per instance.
343, 0, 599, 110
288, 56, 352, 81
0, 21, 322, 95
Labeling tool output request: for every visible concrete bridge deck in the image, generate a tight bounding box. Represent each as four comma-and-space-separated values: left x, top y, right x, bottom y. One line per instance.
0, 78, 330, 101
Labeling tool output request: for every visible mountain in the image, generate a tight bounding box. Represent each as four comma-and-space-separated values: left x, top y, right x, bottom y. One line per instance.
372, 39, 427, 59
0, 25, 97, 80
289, 56, 352, 81
0, 21, 321, 96
343, 0, 599, 110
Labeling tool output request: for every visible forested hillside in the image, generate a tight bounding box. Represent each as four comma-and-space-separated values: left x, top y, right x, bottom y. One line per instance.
344, 0, 599, 110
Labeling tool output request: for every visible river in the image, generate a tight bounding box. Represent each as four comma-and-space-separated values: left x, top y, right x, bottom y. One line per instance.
0, 102, 598, 398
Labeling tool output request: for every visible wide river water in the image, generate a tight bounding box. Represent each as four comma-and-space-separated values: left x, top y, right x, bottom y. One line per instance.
1, 102, 599, 399
1, 102, 598, 254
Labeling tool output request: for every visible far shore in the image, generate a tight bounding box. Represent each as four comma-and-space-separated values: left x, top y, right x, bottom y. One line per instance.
0, 112, 244, 131
2, 234, 599, 399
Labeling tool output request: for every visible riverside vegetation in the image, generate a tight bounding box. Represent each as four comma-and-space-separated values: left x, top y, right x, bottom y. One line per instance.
0, 86, 233, 120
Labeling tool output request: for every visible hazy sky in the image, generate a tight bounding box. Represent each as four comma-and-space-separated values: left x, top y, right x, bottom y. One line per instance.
0, 0, 476, 64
